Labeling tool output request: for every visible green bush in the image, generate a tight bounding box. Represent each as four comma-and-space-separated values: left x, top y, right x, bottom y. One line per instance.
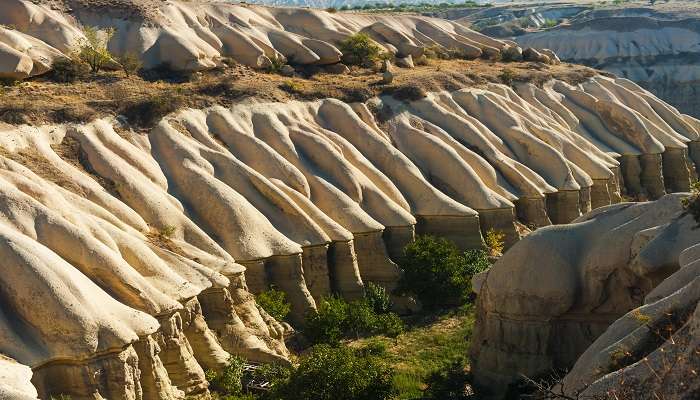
304, 295, 404, 345
207, 356, 246, 395
399, 235, 490, 308
267, 345, 396, 400
256, 287, 292, 321
118, 93, 184, 128
364, 282, 392, 314
682, 181, 700, 224
422, 359, 471, 400
375, 312, 405, 338
50, 57, 90, 83
78, 26, 115, 74
338, 33, 385, 66
304, 296, 349, 345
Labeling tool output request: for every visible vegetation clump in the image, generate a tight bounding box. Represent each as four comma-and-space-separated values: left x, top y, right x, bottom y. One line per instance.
206, 356, 247, 396
118, 92, 185, 128
256, 287, 292, 322
116, 52, 143, 77
339, 33, 386, 67
266, 344, 396, 400
77, 26, 116, 74
50, 57, 90, 83
485, 228, 505, 257
398, 235, 490, 308
304, 290, 404, 345
682, 181, 700, 224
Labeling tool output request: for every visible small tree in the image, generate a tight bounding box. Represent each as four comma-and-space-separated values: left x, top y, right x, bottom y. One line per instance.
399, 236, 490, 308
78, 26, 115, 74
206, 355, 246, 395
116, 52, 142, 77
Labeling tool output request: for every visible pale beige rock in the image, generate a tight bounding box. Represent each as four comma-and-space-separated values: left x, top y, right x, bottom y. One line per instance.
470, 194, 697, 397
0, 356, 38, 400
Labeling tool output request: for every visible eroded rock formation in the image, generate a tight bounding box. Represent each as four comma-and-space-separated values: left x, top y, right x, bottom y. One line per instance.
0, 1, 699, 398
471, 194, 700, 398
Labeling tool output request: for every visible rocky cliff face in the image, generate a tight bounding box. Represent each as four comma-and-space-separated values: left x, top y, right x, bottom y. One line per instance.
0, 1, 699, 398
471, 193, 700, 399
1, 76, 698, 398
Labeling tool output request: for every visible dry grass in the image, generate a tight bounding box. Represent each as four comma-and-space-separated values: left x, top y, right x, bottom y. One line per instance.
0, 59, 597, 130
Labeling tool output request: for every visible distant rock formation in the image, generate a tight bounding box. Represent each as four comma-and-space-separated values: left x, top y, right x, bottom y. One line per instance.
456, 1, 700, 118
470, 193, 700, 398
0, 0, 504, 76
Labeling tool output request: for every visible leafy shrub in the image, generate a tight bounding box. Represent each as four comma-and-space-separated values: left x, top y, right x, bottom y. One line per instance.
50, 57, 90, 83
542, 18, 559, 28
207, 356, 246, 395
325, 7, 338, 12
280, 80, 301, 93
485, 228, 505, 257
304, 295, 404, 345
78, 26, 116, 74
116, 52, 142, 77
422, 359, 471, 400
375, 312, 404, 337
364, 282, 392, 314
399, 236, 490, 308
268, 344, 397, 400
499, 69, 515, 86
256, 287, 291, 321
304, 296, 349, 345
339, 33, 385, 66
267, 56, 287, 74
682, 181, 700, 224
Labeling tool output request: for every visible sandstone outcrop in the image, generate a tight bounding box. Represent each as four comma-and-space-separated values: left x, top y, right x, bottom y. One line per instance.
0, 0, 505, 77
457, 1, 700, 118
1, 71, 697, 396
470, 193, 700, 398
0, 2, 699, 398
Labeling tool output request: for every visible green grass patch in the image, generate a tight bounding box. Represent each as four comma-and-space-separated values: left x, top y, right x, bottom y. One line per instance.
350, 304, 476, 399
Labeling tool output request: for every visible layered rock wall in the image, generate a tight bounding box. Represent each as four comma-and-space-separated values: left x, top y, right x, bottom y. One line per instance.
470, 194, 700, 398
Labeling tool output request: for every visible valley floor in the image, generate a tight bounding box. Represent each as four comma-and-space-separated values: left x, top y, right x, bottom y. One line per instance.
348, 305, 476, 399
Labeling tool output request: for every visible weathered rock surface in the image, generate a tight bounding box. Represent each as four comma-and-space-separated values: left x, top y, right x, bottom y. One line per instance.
456, 1, 700, 118
0, 70, 697, 396
0, 2, 698, 397
470, 193, 700, 398
0, 0, 505, 76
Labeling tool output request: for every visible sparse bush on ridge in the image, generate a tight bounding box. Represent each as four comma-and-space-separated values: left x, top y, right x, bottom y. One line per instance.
339, 33, 386, 67
398, 235, 490, 308
118, 92, 184, 128
78, 26, 116, 74
50, 57, 90, 83
116, 52, 143, 77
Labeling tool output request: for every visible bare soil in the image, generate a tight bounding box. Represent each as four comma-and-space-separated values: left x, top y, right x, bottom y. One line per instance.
0, 58, 598, 131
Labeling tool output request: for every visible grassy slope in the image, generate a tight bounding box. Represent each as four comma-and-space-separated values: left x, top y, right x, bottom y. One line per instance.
349, 304, 476, 399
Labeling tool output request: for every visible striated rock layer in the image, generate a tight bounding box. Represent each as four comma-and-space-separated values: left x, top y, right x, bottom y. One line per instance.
0, 0, 506, 76
0, 71, 698, 396
470, 193, 700, 398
